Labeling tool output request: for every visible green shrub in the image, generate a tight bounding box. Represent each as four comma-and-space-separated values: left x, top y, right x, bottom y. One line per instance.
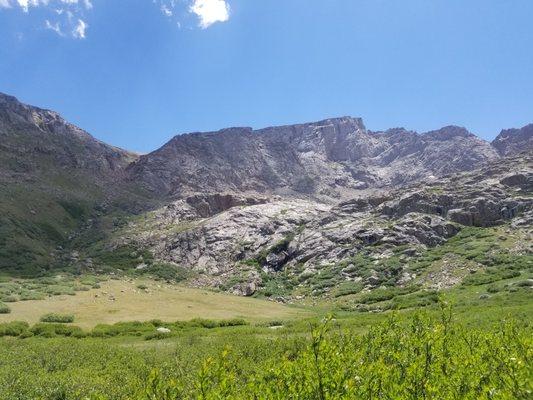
218, 318, 247, 327
462, 269, 521, 286
18, 291, 46, 301
91, 321, 149, 338
1, 294, 18, 302
91, 245, 154, 270
190, 318, 218, 329
144, 331, 173, 340
30, 323, 84, 338
0, 302, 11, 314
0, 321, 29, 337
357, 286, 419, 304
487, 284, 502, 293
514, 279, 533, 287
18, 330, 34, 339
333, 281, 364, 297
140, 312, 532, 400
391, 290, 439, 309
40, 313, 75, 323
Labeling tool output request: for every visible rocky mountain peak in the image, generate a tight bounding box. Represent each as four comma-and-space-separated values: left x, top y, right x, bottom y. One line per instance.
492, 123, 533, 156
0, 92, 137, 176
424, 126, 475, 141
0, 92, 74, 138
129, 116, 501, 200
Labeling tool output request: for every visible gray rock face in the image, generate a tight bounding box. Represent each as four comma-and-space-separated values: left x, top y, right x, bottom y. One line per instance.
128, 118, 499, 200
120, 154, 532, 293
492, 124, 533, 156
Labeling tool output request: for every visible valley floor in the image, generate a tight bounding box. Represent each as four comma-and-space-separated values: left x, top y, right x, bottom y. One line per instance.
0, 274, 531, 399
0, 279, 310, 328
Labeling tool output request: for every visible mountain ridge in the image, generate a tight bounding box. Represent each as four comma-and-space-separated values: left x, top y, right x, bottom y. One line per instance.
0, 91, 531, 289
128, 115, 503, 200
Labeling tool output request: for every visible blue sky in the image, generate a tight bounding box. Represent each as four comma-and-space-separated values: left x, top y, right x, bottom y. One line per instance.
0, 0, 532, 153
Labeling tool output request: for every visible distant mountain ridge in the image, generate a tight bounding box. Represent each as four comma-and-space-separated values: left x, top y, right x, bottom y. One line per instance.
129, 117, 505, 200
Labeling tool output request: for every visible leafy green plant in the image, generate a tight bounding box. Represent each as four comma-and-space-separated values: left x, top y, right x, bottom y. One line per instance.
0, 321, 29, 336
0, 302, 10, 314
40, 313, 75, 323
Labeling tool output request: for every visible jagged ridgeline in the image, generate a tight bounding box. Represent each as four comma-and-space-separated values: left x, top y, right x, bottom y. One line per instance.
0, 92, 531, 300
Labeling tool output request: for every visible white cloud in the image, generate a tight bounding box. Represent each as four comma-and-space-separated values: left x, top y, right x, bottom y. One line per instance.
161, 4, 172, 17
45, 19, 63, 35
0, 0, 92, 12
0, 0, 91, 38
72, 18, 86, 38
0, 0, 230, 38
189, 0, 229, 28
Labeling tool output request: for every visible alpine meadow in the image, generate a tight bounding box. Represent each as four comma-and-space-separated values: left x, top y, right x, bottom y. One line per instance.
0, 1, 532, 399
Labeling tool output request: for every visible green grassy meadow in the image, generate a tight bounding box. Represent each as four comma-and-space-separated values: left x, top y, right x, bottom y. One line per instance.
0, 221, 531, 399
0, 276, 531, 399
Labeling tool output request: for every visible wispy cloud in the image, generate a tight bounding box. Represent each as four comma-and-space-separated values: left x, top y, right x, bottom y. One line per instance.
0, 0, 231, 38
0, 0, 92, 38
45, 19, 63, 36
72, 18, 86, 39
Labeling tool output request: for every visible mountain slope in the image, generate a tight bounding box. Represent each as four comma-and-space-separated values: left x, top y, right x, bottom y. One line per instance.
0, 92, 531, 291
128, 117, 499, 200
0, 93, 145, 275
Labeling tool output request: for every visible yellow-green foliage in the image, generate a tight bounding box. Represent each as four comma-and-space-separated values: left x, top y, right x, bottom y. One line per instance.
0, 308, 531, 399
142, 311, 532, 399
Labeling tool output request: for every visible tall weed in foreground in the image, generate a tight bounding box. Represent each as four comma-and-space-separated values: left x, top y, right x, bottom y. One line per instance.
143, 306, 532, 399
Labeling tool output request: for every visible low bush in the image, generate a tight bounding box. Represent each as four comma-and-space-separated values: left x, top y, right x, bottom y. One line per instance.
30, 323, 85, 338
356, 285, 419, 304
0, 302, 11, 314
333, 281, 364, 297
0, 308, 530, 399
391, 290, 439, 309
486, 283, 502, 293
139, 312, 532, 400
0, 321, 29, 337
462, 269, 521, 286
514, 279, 533, 287
40, 313, 75, 323
144, 331, 173, 340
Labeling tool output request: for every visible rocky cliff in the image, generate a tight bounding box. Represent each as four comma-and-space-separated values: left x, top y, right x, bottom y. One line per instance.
117, 154, 532, 296
128, 117, 500, 201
